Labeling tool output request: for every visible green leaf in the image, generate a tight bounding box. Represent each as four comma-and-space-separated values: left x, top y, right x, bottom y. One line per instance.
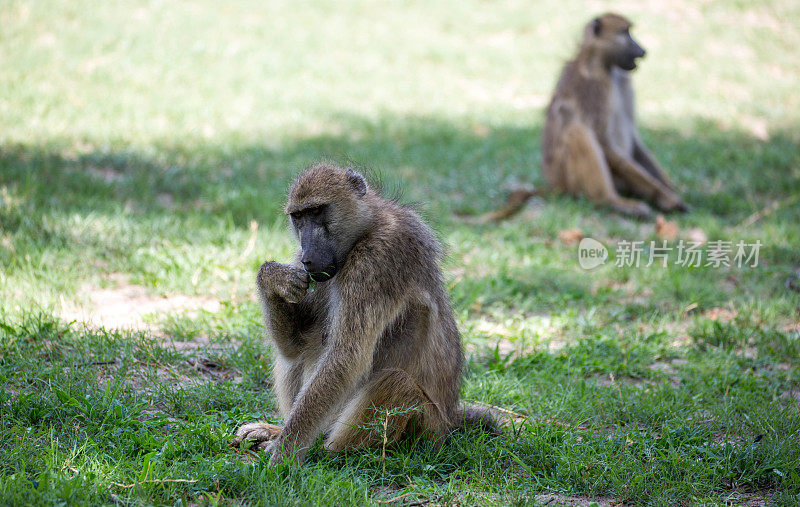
138, 451, 157, 482
53, 388, 72, 404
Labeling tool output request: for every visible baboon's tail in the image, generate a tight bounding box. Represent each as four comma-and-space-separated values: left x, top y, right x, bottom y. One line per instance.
458, 186, 546, 224
456, 403, 503, 435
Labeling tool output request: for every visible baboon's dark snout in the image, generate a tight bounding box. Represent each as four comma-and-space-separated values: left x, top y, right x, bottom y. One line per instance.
632, 42, 646, 59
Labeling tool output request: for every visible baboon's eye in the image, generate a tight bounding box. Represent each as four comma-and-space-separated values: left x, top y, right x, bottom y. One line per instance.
290, 211, 301, 219
311, 206, 322, 215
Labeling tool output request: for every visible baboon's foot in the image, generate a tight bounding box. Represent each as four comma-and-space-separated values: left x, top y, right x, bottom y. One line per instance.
655, 192, 689, 213
610, 198, 652, 219
672, 200, 690, 213
233, 422, 282, 451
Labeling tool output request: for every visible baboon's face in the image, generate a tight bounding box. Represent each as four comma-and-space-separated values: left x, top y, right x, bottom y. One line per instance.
286, 165, 370, 283
290, 204, 339, 282
609, 25, 646, 71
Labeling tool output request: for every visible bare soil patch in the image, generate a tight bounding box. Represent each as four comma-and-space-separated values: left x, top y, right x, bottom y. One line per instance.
60, 273, 221, 331
720, 489, 777, 506
465, 313, 567, 357
534, 493, 616, 506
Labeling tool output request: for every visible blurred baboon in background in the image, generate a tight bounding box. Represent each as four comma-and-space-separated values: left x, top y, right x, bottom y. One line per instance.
542, 13, 688, 218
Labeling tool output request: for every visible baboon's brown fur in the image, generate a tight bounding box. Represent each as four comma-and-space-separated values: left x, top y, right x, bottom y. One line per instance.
542, 13, 688, 217
234, 164, 497, 464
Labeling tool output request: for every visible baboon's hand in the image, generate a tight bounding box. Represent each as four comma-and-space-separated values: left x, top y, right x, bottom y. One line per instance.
257, 262, 309, 304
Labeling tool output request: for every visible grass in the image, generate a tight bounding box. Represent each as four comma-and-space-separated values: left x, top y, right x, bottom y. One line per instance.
1, 0, 799, 504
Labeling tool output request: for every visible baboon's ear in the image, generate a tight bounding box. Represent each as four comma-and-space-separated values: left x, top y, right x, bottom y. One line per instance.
345, 168, 367, 197
591, 17, 602, 36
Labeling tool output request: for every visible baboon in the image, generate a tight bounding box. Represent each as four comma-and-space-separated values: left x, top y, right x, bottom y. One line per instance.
234, 163, 496, 465
542, 13, 688, 217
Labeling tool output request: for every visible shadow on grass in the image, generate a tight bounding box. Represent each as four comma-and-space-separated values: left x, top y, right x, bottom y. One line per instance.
1, 112, 798, 315
1, 113, 798, 228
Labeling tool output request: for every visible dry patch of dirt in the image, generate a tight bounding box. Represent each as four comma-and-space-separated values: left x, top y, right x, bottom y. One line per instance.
465, 314, 567, 357
372, 488, 618, 506
60, 273, 221, 331
780, 388, 800, 403
594, 359, 687, 391
602, 281, 654, 307
711, 431, 745, 447
92, 355, 242, 399
645, 358, 688, 387
470, 318, 534, 357
704, 306, 739, 323
186, 357, 241, 382
647, 358, 688, 374
85, 165, 125, 183
720, 489, 777, 506
595, 372, 654, 390
534, 493, 617, 506
781, 322, 800, 333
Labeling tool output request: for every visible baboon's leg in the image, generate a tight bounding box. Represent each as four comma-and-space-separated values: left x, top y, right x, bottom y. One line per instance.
612, 174, 632, 196
233, 422, 283, 450
632, 140, 675, 191
273, 356, 304, 417
561, 123, 652, 218
605, 149, 685, 212
324, 368, 448, 452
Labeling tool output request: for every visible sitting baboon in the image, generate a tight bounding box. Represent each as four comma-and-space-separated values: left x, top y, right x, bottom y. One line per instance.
542, 13, 688, 217
234, 163, 496, 465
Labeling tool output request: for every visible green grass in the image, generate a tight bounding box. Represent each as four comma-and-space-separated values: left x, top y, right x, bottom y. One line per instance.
2, 0, 799, 504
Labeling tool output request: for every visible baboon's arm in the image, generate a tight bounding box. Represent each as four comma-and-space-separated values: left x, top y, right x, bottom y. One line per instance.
257, 262, 310, 359
270, 253, 408, 464
604, 148, 677, 201
259, 296, 305, 358
632, 137, 675, 191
